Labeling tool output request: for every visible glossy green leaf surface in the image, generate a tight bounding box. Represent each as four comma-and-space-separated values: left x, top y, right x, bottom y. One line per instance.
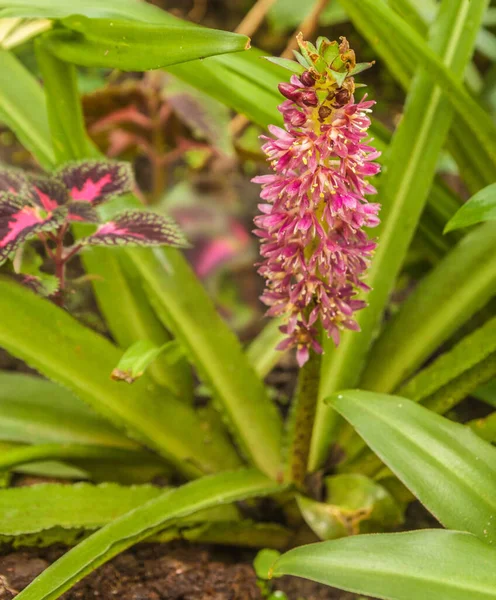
0, 0, 170, 20
329, 391, 496, 542
445, 182, 496, 232
0, 373, 135, 448
272, 530, 496, 600
362, 222, 496, 392
14, 470, 283, 600
42, 16, 249, 71
0, 280, 241, 477
311, 0, 487, 470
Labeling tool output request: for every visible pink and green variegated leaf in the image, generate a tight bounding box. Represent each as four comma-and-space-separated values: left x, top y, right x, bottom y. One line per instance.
0, 193, 65, 265
27, 176, 69, 211
9, 273, 60, 297
81, 210, 189, 249
56, 160, 134, 206
67, 201, 100, 223
0, 164, 29, 195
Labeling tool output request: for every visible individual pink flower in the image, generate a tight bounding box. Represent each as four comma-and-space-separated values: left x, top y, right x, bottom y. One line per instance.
254, 36, 381, 366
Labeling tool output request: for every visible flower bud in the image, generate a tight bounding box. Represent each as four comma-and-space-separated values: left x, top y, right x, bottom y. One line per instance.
300, 71, 316, 87
278, 83, 300, 102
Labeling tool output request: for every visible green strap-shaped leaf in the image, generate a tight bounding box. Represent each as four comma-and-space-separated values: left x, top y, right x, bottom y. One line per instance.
362, 221, 496, 392
0, 279, 241, 478
0, 483, 163, 535
328, 390, 496, 542
14, 469, 283, 600
0, 48, 54, 168
41, 16, 249, 71
398, 316, 496, 402
445, 182, 496, 232
272, 530, 496, 600
0, 373, 136, 448
311, 0, 488, 471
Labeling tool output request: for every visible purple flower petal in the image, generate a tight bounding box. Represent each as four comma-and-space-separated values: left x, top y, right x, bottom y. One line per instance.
80, 210, 188, 248
56, 160, 134, 206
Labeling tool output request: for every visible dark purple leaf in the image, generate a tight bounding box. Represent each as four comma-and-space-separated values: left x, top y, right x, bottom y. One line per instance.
56, 160, 134, 206
0, 164, 29, 195
67, 201, 100, 223
0, 193, 65, 265
81, 210, 189, 248
27, 176, 69, 211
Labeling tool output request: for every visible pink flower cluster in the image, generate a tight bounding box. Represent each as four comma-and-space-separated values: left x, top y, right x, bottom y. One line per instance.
253, 50, 381, 366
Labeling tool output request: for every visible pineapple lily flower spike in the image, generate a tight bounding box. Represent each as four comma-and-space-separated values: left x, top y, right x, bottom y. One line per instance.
254, 35, 381, 366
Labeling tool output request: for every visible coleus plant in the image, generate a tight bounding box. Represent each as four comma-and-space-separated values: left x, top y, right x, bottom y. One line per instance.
0, 160, 187, 301
0, 0, 496, 599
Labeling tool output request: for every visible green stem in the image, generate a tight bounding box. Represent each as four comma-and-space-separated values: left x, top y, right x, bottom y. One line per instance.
288, 349, 322, 489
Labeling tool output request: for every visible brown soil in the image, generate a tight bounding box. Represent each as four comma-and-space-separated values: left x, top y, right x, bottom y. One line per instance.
0, 542, 359, 600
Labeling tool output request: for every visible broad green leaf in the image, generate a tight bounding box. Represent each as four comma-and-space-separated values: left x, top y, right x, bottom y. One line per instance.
311, 0, 487, 470
341, 318, 496, 468
41, 16, 249, 71
272, 530, 496, 600
0, 443, 159, 474
362, 222, 496, 392
34, 41, 96, 162
398, 317, 496, 403
0, 49, 54, 168
329, 391, 496, 542
0, 279, 241, 477
0, 373, 136, 448
445, 182, 496, 232
0, 0, 176, 21
0, 481, 240, 548
14, 469, 283, 600
0, 483, 162, 535
111, 340, 183, 384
